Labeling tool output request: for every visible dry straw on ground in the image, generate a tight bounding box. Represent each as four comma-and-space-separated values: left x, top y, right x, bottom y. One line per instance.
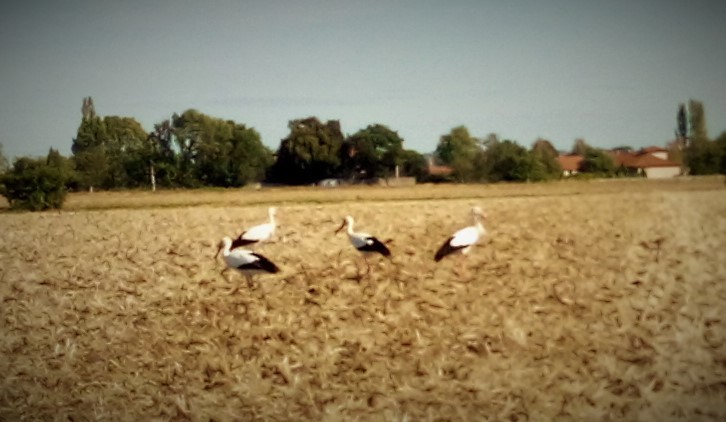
1, 180, 725, 420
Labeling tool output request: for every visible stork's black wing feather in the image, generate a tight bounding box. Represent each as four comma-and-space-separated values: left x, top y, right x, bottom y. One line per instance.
237, 253, 280, 274
434, 237, 465, 262
230, 234, 257, 250
358, 236, 391, 257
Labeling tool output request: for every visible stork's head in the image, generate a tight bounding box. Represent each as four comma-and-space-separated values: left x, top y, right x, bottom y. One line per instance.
335, 215, 354, 234
268, 207, 277, 217
215, 236, 232, 259
472, 206, 488, 219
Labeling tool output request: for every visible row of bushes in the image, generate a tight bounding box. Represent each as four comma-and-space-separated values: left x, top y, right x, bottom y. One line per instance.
1, 151, 70, 211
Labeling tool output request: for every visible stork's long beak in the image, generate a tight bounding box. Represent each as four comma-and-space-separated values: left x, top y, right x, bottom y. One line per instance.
334, 220, 346, 234
473, 208, 488, 220
214, 242, 223, 260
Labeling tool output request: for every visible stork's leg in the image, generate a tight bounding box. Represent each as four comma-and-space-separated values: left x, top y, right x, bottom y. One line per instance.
220, 268, 230, 283
460, 253, 473, 280
352, 257, 360, 277
245, 274, 254, 289
363, 256, 371, 276
453, 253, 467, 278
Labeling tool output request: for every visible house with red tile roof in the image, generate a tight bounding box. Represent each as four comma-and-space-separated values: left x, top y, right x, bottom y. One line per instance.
425, 155, 453, 177
557, 154, 584, 177
558, 146, 682, 179
610, 146, 681, 178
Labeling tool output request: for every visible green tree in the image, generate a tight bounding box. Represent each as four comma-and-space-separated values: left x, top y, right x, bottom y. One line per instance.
666, 139, 685, 166
677, 103, 688, 140
147, 119, 179, 189
531, 138, 562, 180
435, 126, 481, 182
225, 123, 273, 186
571, 138, 589, 155
268, 117, 344, 185
0, 143, 9, 174
469, 133, 500, 181
716, 131, 726, 174
71, 97, 149, 190
685, 138, 721, 175
342, 124, 405, 179
171, 110, 205, 187
46, 148, 78, 189
104, 116, 149, 188
683, 100, 721, 175
399, 149, 428, 181
72, 100, 108, 190
481, 139, 540, 182
186, 113, 235, 186
688, 99, 708, 143
1, 150, 70, 210
171, 110, 272, 187
435, 126, 480, 164
580, 147, 616, 176
481, 133, 501, 149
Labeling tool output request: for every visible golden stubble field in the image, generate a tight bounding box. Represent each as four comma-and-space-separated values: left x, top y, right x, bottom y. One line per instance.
1, 180, 726, 420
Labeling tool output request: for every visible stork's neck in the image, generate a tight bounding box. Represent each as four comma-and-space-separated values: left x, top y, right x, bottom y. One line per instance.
346, 218, 355, 235
473, 215, 485, 235
221, 238, 233, 256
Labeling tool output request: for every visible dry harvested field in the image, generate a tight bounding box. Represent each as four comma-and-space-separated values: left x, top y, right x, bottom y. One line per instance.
1, 176, 722, 211
1, 179, 726, 420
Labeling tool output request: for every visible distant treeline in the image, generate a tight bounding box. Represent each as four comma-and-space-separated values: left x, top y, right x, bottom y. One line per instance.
1, 97, 725, 210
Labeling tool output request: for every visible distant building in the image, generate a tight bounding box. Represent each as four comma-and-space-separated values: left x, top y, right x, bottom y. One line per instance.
558, 146, 682, 179
610, 146, 682, 179
318, 178, 341, 187
425, 155, 453, 177
557, 154, 584, 177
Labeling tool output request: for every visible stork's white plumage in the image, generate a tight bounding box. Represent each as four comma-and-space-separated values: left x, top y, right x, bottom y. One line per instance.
231, 207, 277, 249
336, 215, 391, 273
216, 236, 280, 285
434, 206, 487, 262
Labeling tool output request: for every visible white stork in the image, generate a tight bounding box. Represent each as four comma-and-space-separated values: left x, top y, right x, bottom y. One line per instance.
231, 207, 277, 249
434, 206, 487, 262
216, 236, 280, 287
335, 215, 391, 274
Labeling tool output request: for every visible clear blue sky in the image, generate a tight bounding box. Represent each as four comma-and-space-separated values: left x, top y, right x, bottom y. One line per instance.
2, 0, 725, 160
